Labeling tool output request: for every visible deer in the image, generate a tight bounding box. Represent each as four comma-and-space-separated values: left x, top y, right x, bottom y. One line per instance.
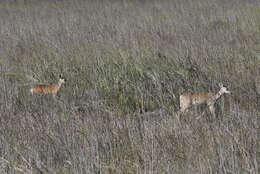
30, 75, 66, 97
179, 83, 231, 117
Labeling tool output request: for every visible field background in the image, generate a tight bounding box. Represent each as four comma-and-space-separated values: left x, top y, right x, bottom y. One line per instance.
0, 0, 259, 173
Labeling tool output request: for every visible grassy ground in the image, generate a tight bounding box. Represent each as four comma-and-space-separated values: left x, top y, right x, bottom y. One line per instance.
0, 0, 259, 173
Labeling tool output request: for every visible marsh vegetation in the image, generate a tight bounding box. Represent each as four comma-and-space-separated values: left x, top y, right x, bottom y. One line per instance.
0, 0, 259, 173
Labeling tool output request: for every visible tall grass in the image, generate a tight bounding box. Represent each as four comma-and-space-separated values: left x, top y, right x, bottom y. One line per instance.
0, 0, 259, 173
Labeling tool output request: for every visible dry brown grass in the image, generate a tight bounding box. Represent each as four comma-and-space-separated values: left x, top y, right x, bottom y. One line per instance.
0, 0, 259, 173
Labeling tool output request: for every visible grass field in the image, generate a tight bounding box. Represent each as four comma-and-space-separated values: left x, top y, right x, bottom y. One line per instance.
0, 0, 259, 173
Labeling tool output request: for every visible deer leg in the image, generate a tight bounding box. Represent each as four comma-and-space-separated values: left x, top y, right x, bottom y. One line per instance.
52, 93, 57, 99
209, 105, 216, 118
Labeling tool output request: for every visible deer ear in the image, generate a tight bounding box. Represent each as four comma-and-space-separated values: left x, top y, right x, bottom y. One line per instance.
218, 83, 223, 88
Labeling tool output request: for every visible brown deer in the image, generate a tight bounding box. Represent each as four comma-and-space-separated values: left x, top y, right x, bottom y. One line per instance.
179, 83, 231, 117
30, 75, 66, 97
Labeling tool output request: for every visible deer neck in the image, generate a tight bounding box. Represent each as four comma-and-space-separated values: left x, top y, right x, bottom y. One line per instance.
58, 81, 63, 87
207, 90, 223, 105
